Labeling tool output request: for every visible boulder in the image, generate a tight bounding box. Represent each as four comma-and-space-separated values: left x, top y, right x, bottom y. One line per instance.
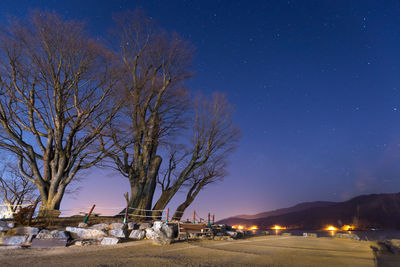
90, 223, 109, 231
161, 224, 175, 239
145, 228, 160, 240
78, 222, 88, 228
101, 237, 120, 245
303, 233, 318, 238
127, 222, 137, 230
109, 228, 127, 238
139, 223, 151, 230
213, 235, 223, 241
66, 227, 107, 239
7, 227, 39, 236
152, 236, 172, 246
226, 231, 238, 238
0, 221, 14, 231
146, 227, 172, 245
0, 235, 28, 246
109, 223, 125, 230
152, 221, 163, 231
36, 229, 70, 240
334, 233, 360, 241
129, 230, 145, 240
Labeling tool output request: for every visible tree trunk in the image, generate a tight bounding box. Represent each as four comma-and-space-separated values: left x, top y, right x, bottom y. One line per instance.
172, 197, 194, 221
36, 178, 66, 217
37, 197, 62, 217
171, 183, 202, 221
124, 156, 162, 220
152, 161, 199, 220
152, 191, 172, 220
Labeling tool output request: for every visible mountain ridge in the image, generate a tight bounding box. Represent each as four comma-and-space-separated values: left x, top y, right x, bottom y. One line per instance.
218, 192, 400, 229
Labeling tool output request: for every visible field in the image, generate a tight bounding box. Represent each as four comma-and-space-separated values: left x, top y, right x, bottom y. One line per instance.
0, 235, 380, 266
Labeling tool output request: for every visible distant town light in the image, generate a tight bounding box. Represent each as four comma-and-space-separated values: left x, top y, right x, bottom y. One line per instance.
325, 226, 338, 231
341, 225, 354, 231
272, 225, 286, 230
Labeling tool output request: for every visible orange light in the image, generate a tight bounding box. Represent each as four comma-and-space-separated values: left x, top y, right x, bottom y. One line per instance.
272, 225, 286, 230
249, 225, 258, 230
341, 225, 354, 231
325, 226, 338, 231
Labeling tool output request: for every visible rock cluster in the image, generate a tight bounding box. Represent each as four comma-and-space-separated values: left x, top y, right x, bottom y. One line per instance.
0, 220, 248, 248
0, 225, 39, 246
0, 220, 178, 248
334, 233, 360, 241
303, 232, 318, 238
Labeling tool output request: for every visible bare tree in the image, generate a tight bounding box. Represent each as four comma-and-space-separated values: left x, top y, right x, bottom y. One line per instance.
172, 159, 227, 221
0, 11, 120, 216
152, 93, 240, 219
0, 159, 38, 216
104, 10, 192, 216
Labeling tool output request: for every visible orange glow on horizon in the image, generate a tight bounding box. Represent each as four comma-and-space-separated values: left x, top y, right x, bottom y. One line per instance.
272, 225, 286, 230
325, 225, 338, 231
341, 225, 355, 231
232, 225, 258, 231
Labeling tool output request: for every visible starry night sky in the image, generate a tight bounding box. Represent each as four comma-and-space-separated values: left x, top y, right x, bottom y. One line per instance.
1, 0, 400, 220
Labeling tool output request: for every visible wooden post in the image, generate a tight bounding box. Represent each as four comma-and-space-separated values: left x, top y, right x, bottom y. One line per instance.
123, 203, 129, 224
212, 214, 215, 225
193, 210, 196, 224
83, 204, 96, 224
166, 208, 169, 223
207, 213, 211, 227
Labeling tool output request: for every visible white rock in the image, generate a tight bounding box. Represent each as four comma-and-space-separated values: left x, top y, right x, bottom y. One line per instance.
109, 228, 127, 238
101, 237, 120, 245
152, 221, 163, 231
226, 231, 238, 238
129, 230, 145, 240
90, 223, 109, 231
127, 222, 137, 230
161, 224, 174, 239
139, 223, 151, 230
0, 221, 10, 231
334, 233, 360, 240
303, 233, 318, 238
36, 229, 70, 240
78, 222, 88, 228
0, 235, 28, 246
0, 226, 9, 231
66, 227, 107, 239
145, 228, 160, 240
109, 223, 125, 230
10, 227, 39, 236
152, 236, 172, 246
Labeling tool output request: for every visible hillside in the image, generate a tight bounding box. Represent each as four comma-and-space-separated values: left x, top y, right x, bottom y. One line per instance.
231, 201, 335, 220
218, 192, 400, 229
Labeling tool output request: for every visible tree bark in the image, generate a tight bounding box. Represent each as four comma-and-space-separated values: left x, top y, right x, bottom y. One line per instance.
171, 182, 202, 221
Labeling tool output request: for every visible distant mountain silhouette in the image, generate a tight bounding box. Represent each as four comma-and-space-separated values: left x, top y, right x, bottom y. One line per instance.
218, 193, 400, 229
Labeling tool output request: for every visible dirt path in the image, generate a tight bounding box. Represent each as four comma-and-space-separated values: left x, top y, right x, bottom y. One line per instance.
0, 236, 376, 266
